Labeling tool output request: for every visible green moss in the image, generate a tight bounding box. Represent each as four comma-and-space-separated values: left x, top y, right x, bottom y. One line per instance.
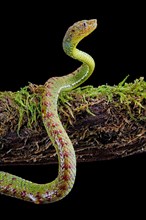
0, 85, 42, 132
59, 75, 146, 120
0, 76, 145, 132
14, 86, 41, 131
66, 75, 146, 102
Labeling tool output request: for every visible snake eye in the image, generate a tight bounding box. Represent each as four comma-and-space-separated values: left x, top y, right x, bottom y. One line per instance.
83, 22, 87, 28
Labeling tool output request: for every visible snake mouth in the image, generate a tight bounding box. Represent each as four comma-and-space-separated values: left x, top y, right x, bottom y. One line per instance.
87, 19, 98, 30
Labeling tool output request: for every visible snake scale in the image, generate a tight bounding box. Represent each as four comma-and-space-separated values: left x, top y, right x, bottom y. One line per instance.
0, 19, 97, 204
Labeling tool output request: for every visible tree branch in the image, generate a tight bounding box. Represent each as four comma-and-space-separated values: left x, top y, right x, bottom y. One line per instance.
0, 77, 146, 166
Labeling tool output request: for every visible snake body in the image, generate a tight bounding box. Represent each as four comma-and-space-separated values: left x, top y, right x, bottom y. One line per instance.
0, 19, 97, 204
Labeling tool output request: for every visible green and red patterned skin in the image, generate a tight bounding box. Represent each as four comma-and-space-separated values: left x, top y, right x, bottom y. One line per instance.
0, 19, 97, 204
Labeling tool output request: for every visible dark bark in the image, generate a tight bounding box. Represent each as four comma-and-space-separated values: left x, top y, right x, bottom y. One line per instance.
0, 83, 146, 166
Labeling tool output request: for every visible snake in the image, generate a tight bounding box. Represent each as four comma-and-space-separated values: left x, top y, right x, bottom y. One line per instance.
0, 19, 97, 204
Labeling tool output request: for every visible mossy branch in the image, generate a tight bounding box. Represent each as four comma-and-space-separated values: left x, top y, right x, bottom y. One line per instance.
0, 76, 146, 166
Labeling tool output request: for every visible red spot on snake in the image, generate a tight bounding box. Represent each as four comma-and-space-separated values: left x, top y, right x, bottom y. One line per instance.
43, 101, 50, 106
46, 84, 52, 89
36, 192, 41, 197
64, 151, 69, 157
46, 91, 52, 97
21, 191, 26, 198
12, 177, 16, 181
47, 122, 51, 127
35, 192, 43, 204
3, 184, 12, 193
53, 129, 62, 135
45, 191, 49, 196
62, 174, 70, 181
52, 122, 59, 127
58, 137, 63, 142
59, 184, 68, 191
58, 137, 67, 147
46, 197, 51, 202
63, 163, 72, 169
12, 188, 17, 194
56, 192, 62, 198
46, 112, 54, 118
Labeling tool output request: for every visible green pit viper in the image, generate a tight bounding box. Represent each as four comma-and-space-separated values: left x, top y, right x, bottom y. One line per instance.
0, 19, 97, 204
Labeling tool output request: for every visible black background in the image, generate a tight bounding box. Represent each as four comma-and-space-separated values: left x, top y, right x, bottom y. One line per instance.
0, 2, 146, 218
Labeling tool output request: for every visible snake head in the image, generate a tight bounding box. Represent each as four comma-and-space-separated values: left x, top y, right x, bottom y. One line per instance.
63, 19, 97, 55
69, 19, 97, 38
